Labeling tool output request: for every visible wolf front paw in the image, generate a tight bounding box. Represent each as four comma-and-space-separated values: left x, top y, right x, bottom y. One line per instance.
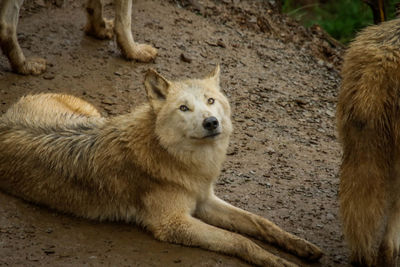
121, 43, 158, 62
85, 18, 114, 40
15, 57, 46, 75
276, 258, 298, 267
294, 239, 323, 261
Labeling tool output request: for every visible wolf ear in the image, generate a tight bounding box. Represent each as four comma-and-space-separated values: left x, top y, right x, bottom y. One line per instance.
206, 64, 220, 86
144, 69, 171, 106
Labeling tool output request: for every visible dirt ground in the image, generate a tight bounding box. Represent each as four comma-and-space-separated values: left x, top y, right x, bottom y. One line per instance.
0, 0, 347, 266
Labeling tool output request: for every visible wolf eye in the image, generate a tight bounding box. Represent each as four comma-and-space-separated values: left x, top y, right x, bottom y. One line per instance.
179, 105, 189, 112
207, 98, 215, 105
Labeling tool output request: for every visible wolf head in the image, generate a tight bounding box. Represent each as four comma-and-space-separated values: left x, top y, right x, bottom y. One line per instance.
144, 66, 232, 155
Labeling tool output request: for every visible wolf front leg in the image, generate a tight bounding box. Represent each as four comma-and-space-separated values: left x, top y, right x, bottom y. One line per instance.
85, 0, 114, 39
377, 194, 400, 267
114, 0, 157, 62
195, 194, 323, 261
148, 213, 298, 267
0, 0, 46, 75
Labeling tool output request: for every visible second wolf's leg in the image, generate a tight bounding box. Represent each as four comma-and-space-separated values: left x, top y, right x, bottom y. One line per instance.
114, 0, 157, 62
377, 174, 400, 267
195, 195, 323, 261
85, 0, 114, 39
0, 0, 46, 75
149, 214, 297, 267
378, 204, 400, 267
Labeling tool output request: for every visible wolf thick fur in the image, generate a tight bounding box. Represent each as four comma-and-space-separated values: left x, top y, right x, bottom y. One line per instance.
0, 67, 322, 266
337, 18, 400, 266
0, 0, 157, 75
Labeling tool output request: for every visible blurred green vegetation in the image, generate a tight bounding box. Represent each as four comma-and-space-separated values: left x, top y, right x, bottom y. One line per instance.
282, 0, 398, 44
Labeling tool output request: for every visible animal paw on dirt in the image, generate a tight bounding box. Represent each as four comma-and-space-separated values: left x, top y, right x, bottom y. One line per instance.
17, 58, 46, 75
275, 258, 298, 267
122, 43, 158, 62
293, 238, 323, 261
85, 18, 114, 40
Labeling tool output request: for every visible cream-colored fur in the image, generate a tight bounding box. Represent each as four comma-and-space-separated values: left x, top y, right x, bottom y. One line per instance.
0, 67, 322, 266
0, 0, 157, 75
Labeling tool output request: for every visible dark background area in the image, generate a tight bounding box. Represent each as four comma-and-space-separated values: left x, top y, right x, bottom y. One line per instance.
282, 0, 399, 43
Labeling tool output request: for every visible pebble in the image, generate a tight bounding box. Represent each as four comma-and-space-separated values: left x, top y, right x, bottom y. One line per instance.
180, 53, 192, 63
43, 74, 55, 80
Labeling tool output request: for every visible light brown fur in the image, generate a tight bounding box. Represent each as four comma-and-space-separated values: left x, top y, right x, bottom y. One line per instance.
0, 0, 157, 75
337, 18, 400, 267
0, 67, 322, 266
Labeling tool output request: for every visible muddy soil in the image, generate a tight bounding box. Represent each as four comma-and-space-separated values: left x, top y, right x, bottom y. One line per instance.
0, 0, 346, 266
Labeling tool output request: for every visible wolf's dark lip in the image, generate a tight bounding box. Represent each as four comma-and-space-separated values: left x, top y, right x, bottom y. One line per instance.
203, 132, 221, 138
190, 132, 221, 140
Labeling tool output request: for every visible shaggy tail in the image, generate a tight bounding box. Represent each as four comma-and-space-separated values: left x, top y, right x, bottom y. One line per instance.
338, 117, 392, 266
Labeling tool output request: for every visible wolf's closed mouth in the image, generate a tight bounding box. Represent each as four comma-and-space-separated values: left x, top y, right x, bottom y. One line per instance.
204, 132, 220, 138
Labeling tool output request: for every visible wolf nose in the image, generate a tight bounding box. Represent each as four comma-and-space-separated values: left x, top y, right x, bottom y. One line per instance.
203, 116, 219, 131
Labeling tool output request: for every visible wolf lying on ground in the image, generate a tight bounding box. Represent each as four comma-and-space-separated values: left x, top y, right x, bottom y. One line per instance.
0, 0, 157, 75
0, 66, 322, 266
337, 18, 400, 267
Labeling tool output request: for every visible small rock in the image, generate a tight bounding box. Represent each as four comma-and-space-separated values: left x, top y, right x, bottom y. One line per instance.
326, 213, 335, 220
217, 39, 226, 48
326, 62, 334, 70
265, 147, 275, 155
180, 53, 192, 63
326, 110, 335, 118
101, 99, 116, 105
226, 146, 238, 156
295, 98, 307, 107
205, 40, 218, 47
42, 245, 55, 255
43, 74, 55, 80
